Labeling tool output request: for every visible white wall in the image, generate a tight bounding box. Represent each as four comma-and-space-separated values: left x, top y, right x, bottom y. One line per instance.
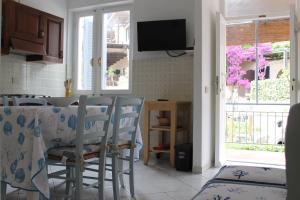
226, 0, 295, 18
133, 0, 195, 59
0, 0, 68, 97
18, 0, 66, 18
193, 0, 219, 173
66, 0, 195, 60
66, 0, 195, 162
67, 0, 131, 10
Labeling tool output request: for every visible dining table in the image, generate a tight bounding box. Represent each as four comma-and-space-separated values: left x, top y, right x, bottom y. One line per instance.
0, 106, 143, 199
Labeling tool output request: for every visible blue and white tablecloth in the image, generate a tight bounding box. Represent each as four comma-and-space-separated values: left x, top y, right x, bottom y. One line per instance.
0, 106, 143, 199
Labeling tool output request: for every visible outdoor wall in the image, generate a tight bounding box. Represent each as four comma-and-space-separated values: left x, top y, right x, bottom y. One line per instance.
227, 19, 289, 46
0, 0, 68, 97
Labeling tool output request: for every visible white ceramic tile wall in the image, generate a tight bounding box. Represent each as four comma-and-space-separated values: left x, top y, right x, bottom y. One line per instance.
0, 54, 66, 97
1, 54, 192, 99
132, 55, 194, 147
132, 55, 193, 102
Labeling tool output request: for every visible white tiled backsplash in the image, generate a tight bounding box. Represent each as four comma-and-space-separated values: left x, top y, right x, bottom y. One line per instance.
132, 55, 193, 101
0, 54, 193, 100
0, 54, 65, 97
132, 55, 194, 147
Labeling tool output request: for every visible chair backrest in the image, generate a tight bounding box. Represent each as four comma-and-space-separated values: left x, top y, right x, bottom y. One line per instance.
0, 96, 8, 106
111, 96, 144, 145
13, 97, 47, 106
75, 95, 116, 155
285, 103, 300, 200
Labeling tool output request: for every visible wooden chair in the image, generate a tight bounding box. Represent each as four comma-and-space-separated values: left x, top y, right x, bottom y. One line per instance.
47, 95, 116, 200
12, 97, 47, 106
85, 96, 144, 199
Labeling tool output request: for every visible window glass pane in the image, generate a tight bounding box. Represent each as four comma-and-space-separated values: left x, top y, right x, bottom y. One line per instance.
102, 11, 130, 90
77, 16, 93, 91
257, 19, 290, 104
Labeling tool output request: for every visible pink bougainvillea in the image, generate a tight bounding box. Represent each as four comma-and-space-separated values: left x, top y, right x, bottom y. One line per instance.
226, 43, 272, 89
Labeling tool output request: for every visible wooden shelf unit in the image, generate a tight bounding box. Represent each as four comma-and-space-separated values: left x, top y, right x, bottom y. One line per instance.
143, 100, 191, 167
150, 149, 170, 153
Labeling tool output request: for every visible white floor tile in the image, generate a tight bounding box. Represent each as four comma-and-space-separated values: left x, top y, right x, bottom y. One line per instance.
5, 160, 217, 200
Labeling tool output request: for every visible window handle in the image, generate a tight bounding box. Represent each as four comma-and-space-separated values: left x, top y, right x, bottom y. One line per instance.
292, 78, 296, 91
90, 58, 97, 67
90, 58, 101, 67
216, 76, 220, 95
97, 57, 102, 66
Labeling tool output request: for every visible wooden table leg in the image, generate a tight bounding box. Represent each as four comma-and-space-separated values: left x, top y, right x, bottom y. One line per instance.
170, 104, 177, 167
143, 104, 150, 165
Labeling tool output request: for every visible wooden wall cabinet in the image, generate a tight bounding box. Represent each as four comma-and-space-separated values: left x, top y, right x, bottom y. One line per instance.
13, 2, 46, 45
27, 14, 64, 63
2, 0, 64, 63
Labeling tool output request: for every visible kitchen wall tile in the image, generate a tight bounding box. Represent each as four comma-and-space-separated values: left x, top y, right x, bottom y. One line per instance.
132, 55, 193, 102
0, 54, 65, 96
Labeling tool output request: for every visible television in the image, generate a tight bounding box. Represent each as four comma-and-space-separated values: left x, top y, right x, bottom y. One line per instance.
137, 19, 186, 51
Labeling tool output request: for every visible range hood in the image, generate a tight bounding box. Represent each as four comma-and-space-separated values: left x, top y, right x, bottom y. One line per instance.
10, 38, 46, 56
2, 0, 64, 64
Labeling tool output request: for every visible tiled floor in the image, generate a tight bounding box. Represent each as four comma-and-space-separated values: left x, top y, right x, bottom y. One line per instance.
226, 149, 285, 166
5, 158, 220, 200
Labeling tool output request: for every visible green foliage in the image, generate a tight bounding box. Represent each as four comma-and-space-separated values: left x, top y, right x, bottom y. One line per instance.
226, 143, 285, 152
241, 44, 252, 49
271, 42, 290, 52
250, 69, 290, 102
107, 67, 115, 77
265, 52, 284, 60
226, 117, 248, 143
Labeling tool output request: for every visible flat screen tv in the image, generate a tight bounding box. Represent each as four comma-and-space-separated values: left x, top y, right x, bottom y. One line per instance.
137, 19, 186, 51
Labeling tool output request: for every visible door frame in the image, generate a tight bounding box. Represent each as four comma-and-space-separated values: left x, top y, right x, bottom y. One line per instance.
215, 12, 227, 167
215, 12, 297, 166
290, 4, 299, 105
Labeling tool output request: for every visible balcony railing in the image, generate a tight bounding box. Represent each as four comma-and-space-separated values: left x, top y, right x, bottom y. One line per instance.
226, 111, 289, 145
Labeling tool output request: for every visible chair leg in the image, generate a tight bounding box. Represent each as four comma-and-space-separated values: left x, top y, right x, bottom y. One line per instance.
65, 166, 72, 200
98, 151, 106, 200
75, 165, 83, 200
1, 182, 6, 200
112, 153, 120, 200
118, 158, 125, 189
129, 149, 135, 198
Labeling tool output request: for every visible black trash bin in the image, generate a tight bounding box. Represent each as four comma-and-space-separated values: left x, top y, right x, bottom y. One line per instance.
175, 143, 193, 171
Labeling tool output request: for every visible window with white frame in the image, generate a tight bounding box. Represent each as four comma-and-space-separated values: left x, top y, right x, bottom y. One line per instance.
73, 7, 132, 94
